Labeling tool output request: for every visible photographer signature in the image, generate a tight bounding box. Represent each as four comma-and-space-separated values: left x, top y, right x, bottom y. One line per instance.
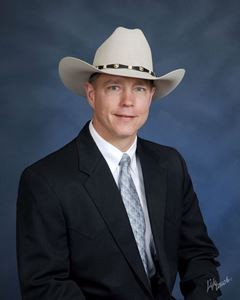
207, 275, 232, 292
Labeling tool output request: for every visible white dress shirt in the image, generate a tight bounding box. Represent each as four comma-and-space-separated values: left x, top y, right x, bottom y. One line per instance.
89, 121, 156, 277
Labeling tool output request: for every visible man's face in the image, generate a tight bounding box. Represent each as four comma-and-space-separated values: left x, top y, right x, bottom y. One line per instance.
84, 74, 155, 150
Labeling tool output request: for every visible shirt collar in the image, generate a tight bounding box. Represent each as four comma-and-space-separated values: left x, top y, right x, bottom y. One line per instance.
89, 121, 137, 174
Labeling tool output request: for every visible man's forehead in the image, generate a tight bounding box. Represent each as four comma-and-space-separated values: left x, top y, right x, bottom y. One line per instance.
96, 74, 152, 85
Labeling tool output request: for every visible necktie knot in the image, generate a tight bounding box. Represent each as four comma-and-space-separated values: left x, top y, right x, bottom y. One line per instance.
119, 153, 131, 168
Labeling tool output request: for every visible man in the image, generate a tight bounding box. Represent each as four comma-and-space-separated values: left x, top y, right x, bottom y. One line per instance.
17, 27, 221, 300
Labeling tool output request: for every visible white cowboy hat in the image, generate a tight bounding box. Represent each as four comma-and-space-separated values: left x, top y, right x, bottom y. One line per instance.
59, 27, 185, 99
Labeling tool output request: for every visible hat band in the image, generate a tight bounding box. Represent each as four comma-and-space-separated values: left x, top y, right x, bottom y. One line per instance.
95, 63, 156, 77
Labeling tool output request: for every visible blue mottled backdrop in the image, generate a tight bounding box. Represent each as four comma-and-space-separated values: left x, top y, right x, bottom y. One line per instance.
1, 0, 239, 298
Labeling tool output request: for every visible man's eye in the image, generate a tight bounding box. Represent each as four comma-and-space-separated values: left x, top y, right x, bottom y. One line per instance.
135, 86, 146, 92
107, 85, 120, 91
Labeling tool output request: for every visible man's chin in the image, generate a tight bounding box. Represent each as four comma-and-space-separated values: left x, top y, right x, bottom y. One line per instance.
115, 133, 138, 144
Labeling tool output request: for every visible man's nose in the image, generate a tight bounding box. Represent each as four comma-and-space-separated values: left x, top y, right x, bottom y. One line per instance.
120, 89, 134, 106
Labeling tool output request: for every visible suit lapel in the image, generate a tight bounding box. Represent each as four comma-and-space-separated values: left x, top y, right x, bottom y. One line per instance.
75, 124, 152, 296
137, 139, 171, 289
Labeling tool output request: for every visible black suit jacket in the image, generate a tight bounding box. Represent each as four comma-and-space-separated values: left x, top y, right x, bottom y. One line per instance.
17, 122, 221, 300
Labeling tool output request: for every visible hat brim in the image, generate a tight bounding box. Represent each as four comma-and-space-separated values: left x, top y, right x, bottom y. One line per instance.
59, 57, 185, 99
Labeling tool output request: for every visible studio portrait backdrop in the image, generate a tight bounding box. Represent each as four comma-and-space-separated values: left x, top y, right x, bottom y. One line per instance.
1, 0, 239, 299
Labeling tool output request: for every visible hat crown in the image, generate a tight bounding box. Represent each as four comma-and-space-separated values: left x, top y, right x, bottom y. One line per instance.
93, 27, 153, 71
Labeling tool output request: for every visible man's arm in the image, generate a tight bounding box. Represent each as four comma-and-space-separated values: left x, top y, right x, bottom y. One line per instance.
16, 167, 86, 300
177, 155, 221, 300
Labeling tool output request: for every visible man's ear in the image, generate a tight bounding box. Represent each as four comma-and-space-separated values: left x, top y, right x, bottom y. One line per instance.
149, 86, 156, 103
84, 82, 95, 109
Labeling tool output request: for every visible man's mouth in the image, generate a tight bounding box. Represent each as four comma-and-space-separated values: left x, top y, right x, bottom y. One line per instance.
114, 114, 135, 119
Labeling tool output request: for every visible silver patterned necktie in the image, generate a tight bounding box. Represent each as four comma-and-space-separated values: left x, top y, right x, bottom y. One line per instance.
118, 153, 149, 276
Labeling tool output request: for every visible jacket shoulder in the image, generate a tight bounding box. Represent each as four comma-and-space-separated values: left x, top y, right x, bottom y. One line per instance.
21, 137, 78, 180
138, 137, 184, 163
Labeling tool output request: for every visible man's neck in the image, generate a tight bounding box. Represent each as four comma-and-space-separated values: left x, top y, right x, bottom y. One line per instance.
90, 121, 137, 152
111, 138, 136, 152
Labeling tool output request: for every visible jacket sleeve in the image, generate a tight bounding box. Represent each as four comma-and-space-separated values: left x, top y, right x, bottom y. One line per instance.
16, 167, 86, 300
177, 154, 222, 300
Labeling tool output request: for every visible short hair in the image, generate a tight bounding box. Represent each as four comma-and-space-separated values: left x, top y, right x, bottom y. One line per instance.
88, 73, 101, 85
